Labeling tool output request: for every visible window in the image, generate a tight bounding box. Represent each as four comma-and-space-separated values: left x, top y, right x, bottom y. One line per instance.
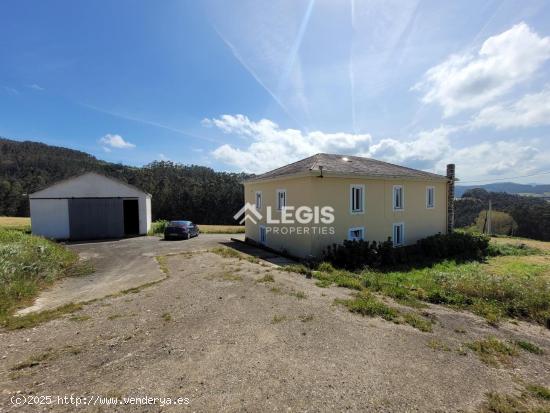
255, 191, 262, 209
426, 186, 435, 209
350, 184, 364, 214
277, 189, 286, 210
393, 185, 404, 211
348, 227, 365, 241
259, 225, 267, 245
392, 223, 404, 246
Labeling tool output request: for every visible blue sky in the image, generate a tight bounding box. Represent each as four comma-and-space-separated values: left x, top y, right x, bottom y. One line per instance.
1, 0, 550, 183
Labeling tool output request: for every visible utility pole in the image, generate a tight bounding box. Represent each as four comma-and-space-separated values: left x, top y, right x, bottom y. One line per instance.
487, 199, 492, 236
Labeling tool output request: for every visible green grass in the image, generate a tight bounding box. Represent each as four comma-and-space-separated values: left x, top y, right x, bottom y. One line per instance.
403, 312, 433, 332
271, 314, 286, 324
335, 291, 399, 321
526, 384, 550, 400
515, 340, 544, 355
162, 312, 172, 322
2, 302, 84, 330
210, 246, 259, 263
0, 216, 31, 232
0, 229, 93, 325
148, 220, 244, 235
487, 242, 543, 257
465, 336, 518, 366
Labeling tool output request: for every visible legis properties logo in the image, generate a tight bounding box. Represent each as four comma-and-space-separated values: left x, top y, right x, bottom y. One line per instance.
234, 203, 336, 235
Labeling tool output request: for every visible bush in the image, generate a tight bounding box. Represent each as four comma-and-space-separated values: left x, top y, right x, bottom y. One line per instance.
149, 220, 168, 235
322, 232, 490, 271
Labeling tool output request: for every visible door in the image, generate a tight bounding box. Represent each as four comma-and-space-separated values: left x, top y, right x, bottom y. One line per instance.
123, 199, 140, 235
69, 198, 124, 240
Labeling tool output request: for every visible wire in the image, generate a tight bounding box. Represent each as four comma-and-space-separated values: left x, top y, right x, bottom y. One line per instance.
459, 171, 550, 184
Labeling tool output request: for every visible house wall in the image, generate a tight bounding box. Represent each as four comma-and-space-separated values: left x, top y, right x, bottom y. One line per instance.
309, 177, 448, 256
245, 175, 448, 258
29, 199, 70, 239
244, 176, 316, 258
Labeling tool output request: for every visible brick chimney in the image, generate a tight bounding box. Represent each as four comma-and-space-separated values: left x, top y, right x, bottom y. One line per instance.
446, 164, 455, 233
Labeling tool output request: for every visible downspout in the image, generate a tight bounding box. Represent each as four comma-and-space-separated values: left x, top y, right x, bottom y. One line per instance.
446, 164, 455, 233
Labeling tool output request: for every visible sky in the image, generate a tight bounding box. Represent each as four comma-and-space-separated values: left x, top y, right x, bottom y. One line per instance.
1, 0, 550, 184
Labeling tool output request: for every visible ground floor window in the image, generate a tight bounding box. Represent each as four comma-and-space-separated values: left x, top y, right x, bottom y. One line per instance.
348, 227, 365, 241
392, 223, 404, 246
259, 225, 267, 245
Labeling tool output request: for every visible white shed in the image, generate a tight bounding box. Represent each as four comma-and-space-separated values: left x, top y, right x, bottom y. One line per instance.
29, 172, 152, 240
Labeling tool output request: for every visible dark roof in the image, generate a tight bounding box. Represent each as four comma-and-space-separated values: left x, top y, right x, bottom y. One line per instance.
248, 153, 447, 182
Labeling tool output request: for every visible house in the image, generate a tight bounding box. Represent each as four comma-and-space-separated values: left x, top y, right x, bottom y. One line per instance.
243, 153, 455, 258
29, 172, 152, 240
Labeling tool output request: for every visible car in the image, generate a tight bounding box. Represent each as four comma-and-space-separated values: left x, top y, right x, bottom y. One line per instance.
164, 220, 200, 240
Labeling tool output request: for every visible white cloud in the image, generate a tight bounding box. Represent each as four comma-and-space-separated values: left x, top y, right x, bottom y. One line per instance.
206, 114, 371, 173
158, 153, 169, 161
207, 114, 550, 182
472, 86, 550, 129
27, 84, 44, 91
414, 23, 550, 116
99, 134, 135, 150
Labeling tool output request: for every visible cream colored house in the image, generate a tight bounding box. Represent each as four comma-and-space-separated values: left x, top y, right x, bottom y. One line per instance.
243, 153, 455, 259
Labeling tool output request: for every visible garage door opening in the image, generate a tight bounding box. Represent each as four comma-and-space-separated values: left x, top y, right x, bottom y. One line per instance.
123, 199, 140, 236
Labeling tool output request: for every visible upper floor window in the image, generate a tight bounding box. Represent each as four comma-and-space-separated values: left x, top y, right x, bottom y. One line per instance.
277, 189, 287, 210
393, 223, 404, 246
348, 227, 365, 241
393, 185, 404, 211
426, 186, 435, 209
350, 184, 364, 213
255, 191, 262, 209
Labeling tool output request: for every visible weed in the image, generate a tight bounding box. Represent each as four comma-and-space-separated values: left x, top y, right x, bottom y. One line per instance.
403, 312, 433, 332
162, 312, 172, 322
315, 279, 332, 288
271, 315, 286, 324
454, 327, 467, 334
257, 274, 275, 283
299, 314, 314, 322
69, 315, 91, 322
290, 290, 307, 299
335, 292, 398, 321
155, 255, 169, 274
526, 384, 550, 400
2, 303, 83, 330
515, 340, 544, 355
465, 336, 518, 366
270, 286, 282, 294
210, 247, 243, 259
427, 339, 450, 351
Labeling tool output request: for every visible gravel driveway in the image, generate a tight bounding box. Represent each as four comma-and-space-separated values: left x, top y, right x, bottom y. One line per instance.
2, 249, 549, 412
18, 234, 244, 314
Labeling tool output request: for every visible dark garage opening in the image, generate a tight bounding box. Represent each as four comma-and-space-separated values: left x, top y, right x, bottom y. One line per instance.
123, 199, 140, 236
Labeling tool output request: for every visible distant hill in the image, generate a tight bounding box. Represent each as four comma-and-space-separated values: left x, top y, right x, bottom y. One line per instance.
0, 137, 249, 223
456, 182, 550, 198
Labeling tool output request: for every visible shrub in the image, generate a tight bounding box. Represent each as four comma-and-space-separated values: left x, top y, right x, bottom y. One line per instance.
148, 220, 168, 235
322, 232, 490, 271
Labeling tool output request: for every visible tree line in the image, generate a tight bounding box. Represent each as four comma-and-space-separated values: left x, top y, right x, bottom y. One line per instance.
455, 188, 550, 241
0, 138, 249, 224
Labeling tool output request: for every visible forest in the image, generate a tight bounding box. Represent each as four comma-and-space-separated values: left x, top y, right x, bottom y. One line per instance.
0, 138, 249, 224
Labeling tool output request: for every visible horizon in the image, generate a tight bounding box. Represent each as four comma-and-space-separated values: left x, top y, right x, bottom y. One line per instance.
1, 1, 550, 184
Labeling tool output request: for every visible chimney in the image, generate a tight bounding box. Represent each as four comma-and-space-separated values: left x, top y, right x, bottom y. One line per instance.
446, 164, 455, 233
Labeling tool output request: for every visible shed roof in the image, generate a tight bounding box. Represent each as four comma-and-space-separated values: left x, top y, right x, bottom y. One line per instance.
29, 172, 151, 198
247, 153, 448, 182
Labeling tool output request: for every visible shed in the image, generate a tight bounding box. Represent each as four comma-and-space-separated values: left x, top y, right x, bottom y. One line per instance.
29, 172, 152, 240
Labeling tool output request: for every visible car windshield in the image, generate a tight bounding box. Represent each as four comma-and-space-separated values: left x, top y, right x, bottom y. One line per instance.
169, 221, 190, 226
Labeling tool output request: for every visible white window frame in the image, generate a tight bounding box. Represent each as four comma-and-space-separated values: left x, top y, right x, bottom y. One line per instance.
255, 191, 262, 210
348, 226, 365, 241
393, 185, 404, 211
349, 184, 365, 214
392, 222, 404, 247
426, 186, 435, 209
276, 189, 287, 211
259, 225, 267, 245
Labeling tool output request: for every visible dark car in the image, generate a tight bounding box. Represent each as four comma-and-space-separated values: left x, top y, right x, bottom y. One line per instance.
164, 221, 199, 240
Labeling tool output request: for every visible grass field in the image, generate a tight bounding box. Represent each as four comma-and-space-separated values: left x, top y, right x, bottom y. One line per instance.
287, 237, 550, 327
0, 217, 30, 231
0, 217, 244, 234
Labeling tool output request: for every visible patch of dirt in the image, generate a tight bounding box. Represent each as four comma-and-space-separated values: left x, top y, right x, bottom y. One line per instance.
1, 252, 549, 412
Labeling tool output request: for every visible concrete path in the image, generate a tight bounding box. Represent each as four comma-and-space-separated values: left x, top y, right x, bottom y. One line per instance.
17, 234, 244, 314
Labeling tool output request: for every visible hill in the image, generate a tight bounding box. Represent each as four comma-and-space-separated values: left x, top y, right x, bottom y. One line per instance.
456, 182, 550, 198
0, 137, 248, 224
455, 188, 550, 241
